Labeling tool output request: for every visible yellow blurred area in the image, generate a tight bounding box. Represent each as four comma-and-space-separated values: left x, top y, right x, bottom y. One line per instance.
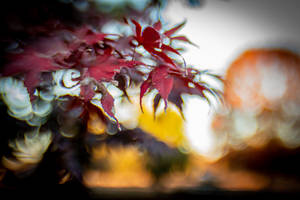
86, 143, 215, 189
87, 111, 106, 135
84, 145, 152, 188
85, 142, 270, 190
138, 107, 188, 148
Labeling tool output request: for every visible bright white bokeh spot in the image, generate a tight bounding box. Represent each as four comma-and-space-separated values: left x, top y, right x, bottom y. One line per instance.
183, 96, 215, 157
233, 111, 257, 140
276, 120, 300, 148
259, 63, 287, 101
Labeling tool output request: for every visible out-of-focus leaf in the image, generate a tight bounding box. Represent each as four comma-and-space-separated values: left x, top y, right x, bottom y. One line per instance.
131, 19, 142, 42
88, 57, 143, 82
161, 44, 181, 55
153, 20, 162, 31
145, 47, 176, 67
170, 35, 197, 46
80, 84, 95, 102
3, 49, 60, 95
164, 20, 186, 37
74, 26, 108, 46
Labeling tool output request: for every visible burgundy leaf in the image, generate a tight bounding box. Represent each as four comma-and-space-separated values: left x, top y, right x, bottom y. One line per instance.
194, 82, 206, 97
171, 36, 190, 43
30, 36, 70, 57
3, 51, 59, 76
24, 71, 40, 98
118, 60, 145, 68
88, 57, 143, 82
164, 20, 186, 37
161, 44, 181, 55
131, 19, 142, 42
129, 20, 187, 68
112, 36, 135, 54
151, 65, 174, 110
145, 47, 176, 67
3, 49, 60, 95
84, 33, 108, 45
153, 20, 162, 31
101, 92, 119, 127
88, 64, 116, 81
74, 26, 108, 45
140, 80, 151, 112
166, 69, 222, 113
80, 84, 95, 102
142, 27, 161, 49
176, 76, 204, 96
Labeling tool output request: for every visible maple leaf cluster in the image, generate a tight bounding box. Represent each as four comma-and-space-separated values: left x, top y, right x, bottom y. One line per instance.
0, 18, 221, 128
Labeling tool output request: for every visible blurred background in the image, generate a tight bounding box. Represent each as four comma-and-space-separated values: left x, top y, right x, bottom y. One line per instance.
1, 0, 300, 199
162, 0, 300, 191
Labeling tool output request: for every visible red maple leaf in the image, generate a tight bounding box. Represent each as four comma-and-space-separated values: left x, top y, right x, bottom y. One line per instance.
151, 65, 174, 109
80, 83, 95, 102
74, 26, 109, 46
88, 56, 144, 82
140, 65, 222, 114
140, 65, 174, 112
101, 92, 117, 123
163, 20, 186, 37
130, 19, 190, 67
168, 68, 222, 112
3, 48, 60, 96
